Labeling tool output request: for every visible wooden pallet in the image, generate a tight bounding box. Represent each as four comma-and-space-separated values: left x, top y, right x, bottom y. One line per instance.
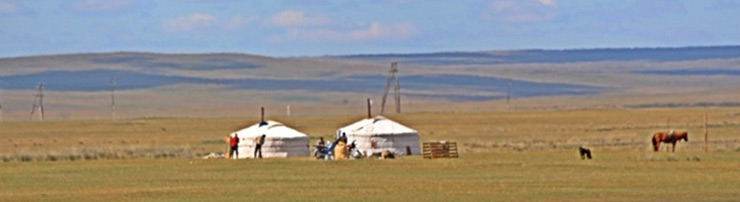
422, 142, 458, 159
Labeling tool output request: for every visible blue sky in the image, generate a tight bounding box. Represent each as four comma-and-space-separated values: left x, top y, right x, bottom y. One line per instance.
1, 0, 739, 58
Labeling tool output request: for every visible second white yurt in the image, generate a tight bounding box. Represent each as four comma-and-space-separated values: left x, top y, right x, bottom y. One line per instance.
229, 120, 309, 159
336, 116, 420, 156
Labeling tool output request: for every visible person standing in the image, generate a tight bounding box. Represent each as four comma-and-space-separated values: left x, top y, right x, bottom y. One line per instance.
333, 133, 348, 159
336, 133, 347, 144
316, 137, 326, 148
229, 134, 240, 159
314, 137, 326, 157
254, 134, 266, 159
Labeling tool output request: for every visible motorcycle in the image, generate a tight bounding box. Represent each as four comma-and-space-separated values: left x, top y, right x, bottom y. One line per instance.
314, 142, 334, 160
347, 140, 364, 159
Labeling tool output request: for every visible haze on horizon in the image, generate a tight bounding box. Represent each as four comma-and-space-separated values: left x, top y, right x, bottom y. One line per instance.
1, 0, 739, 58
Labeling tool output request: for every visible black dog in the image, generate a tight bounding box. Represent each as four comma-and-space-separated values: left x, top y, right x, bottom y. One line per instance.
579, 146, 592, 160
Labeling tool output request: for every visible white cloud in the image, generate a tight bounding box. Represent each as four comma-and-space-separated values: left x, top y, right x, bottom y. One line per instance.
223, 15, 252, 30
0, 1, 18, 14
271, 22, 418, 42
164, 13, 216, 32
163, 13, 253, 32
348, 22, 418, 40
266, 10, 417, 42
68, 0, 134, 13
268, 10, 330, 27
537, 0, 556, 7
482, 0, 557, 23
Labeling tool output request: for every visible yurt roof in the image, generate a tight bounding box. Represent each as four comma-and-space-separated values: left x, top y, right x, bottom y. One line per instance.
338, 116, 417, 135
231, 120, 307, 138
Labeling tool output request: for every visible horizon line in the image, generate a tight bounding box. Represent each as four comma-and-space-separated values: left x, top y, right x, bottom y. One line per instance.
2, 44, 739, 60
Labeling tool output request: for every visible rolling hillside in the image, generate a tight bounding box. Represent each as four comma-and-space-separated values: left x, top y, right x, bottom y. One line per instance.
1, 46, 740, 120
340, 46, 740, 65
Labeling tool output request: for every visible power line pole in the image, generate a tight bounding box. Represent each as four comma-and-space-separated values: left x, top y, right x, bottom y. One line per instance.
286, 105, 291, 117
380, 62, 401, 114
110, 76, 116, 120
367, 98, 372, 118
394, 70, 401, 113
507, 79, 512, 104
30, 83, 44, 121
666, 118, 670, 130
0, 98, 4, 122
704, 112, 708, 152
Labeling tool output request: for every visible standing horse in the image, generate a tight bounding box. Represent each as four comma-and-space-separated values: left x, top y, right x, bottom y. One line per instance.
652, 131, 688, 152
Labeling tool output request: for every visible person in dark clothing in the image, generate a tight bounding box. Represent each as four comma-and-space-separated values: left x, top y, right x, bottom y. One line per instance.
313, 137, 328, 158
316, 137, 326, 147
335, 133, 348, 145
316, 137, 326, 151
254, 134, 266, 158
229, 134, 240, 159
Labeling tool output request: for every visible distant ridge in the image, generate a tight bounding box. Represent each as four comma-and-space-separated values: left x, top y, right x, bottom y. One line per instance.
1, 44, 740, 118
338, 45, 740, 57
0, 51, 275, 60
3, 45, 739, 61
337, 45, 740, 65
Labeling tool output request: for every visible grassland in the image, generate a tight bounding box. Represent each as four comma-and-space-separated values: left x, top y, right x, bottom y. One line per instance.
2, 108, 740, 201
2, 151, 739, 202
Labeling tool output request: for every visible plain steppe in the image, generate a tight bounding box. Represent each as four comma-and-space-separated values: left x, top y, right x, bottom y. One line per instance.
2, 108, 740, 201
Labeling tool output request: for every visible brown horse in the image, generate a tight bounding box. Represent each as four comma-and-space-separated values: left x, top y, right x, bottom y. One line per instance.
652, 131, 688, 152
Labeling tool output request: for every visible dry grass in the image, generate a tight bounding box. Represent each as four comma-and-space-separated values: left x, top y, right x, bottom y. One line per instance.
2, 108, 740, 201
2, 107, 740, 161
1, 145, 194, 162
1, 151, 739, 202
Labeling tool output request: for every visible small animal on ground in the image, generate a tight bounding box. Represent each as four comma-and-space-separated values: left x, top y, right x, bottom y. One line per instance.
579, 146, 592, 160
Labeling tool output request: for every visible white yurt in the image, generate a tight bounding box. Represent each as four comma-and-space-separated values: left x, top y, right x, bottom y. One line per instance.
229, 120, 309, 159
337, 116, 420, 156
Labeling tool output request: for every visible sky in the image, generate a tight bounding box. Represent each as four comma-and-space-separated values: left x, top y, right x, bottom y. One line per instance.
1, 0, 739, 58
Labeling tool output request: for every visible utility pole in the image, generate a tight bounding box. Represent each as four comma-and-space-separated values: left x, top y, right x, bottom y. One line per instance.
110, 76, 116, 120
704, 112, 708, 152
666, 118, 670, 130
394, 75, 401, 113
0, 99, 4, 122
39, 83, 44, 121
507, 79, 512, 104
367, 98, 372, 118
29, 83, 44, 121
380, 62, 401, 114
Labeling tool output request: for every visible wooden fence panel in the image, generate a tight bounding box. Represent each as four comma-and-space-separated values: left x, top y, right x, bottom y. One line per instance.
422, 142, 458, 159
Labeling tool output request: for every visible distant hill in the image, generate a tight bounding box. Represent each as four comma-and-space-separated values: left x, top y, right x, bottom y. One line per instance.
1, 46, 740, 119
0, 69, 599, 101
338, 46, 740, 66
2, 46, 740, 96
0, 50, 613, 99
